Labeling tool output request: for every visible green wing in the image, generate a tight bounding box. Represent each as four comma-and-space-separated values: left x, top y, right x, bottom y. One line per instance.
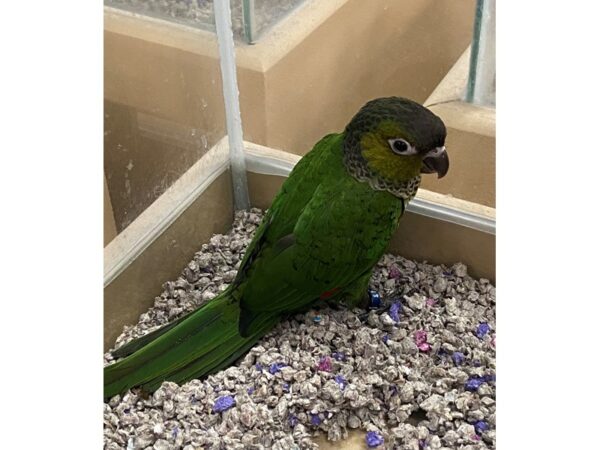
234, 133, 342, 284
236, 134, 404, 335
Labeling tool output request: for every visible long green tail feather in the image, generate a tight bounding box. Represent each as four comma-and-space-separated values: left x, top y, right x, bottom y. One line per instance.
141, 312, 278, 393
104, 291, 278, 399
110, 309, 197, 359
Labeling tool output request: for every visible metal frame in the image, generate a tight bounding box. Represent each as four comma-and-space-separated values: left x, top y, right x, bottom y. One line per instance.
214, 0, 251, 210
242, 0, 256, 44
466, 0, 496, 106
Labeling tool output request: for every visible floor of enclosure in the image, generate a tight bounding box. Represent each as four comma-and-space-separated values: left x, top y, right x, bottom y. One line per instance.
104, 209, 496, 450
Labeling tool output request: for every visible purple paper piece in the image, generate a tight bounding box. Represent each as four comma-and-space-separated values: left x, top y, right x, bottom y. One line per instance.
415, 330, 431, 352
247, 387, 255, 395
465, 377, 485, 391
289, 415, 298, 427
269, 362, 286, 374
483, 373, 496, 383
332, 352, 346, 361
310, 414, 322, 426
334, 374, 347, 390
212, 395, 236, 413
474, 420, 489, 435
425, 298, 437, 307
382, 334, 389, 344
318, 356, 333, 372
476, 323, 491, 339
389, 264, 401, 279
172, 426, 179, 439
282, 383, 290, 393
415, 330, 427, 345
415, 330, 428, 345
366, 431, 385, 448
255, 363, 263, 372
419, 439, 428, 449
452, 352, 465, 366
417, 342, 431, 352
471, 434, 482, 441
389, 302, 401, 323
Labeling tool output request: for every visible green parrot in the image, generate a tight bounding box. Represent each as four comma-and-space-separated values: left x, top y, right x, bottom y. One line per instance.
104, 97, 449, 399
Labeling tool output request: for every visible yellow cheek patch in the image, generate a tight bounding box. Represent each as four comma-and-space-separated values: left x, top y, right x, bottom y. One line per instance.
360, 132, 421, 181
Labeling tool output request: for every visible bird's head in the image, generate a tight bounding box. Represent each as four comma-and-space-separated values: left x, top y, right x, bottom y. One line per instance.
343, 97, 448, 200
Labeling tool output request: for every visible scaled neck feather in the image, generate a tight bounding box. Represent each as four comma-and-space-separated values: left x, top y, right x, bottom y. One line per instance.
342, 134, 421, 201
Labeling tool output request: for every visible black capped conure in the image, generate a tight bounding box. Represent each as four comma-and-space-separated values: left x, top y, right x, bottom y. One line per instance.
104, 97, 449, 398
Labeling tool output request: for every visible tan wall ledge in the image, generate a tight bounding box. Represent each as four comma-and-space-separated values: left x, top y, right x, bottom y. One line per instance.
422, 47, 496, 207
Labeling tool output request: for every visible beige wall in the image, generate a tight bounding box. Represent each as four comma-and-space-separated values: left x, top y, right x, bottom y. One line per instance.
104, 0, 476, 240
421, 48, 496, 208
104, 30, 229, 232
104, 174, 118, 246
264, 0, 476, 155
420, 128, 495, 207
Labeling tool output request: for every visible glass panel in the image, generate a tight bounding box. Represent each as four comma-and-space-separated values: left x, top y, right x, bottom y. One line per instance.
104, 0, 217, 33
467, 0, 496, 106
240, 0, 307, 43
104, 0, 308, 43
104, 0, 227, 237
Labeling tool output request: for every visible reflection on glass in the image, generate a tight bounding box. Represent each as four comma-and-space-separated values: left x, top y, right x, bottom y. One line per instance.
104, 101, 220, 232
104, 0, 307, 43
105, 0, 216, 33
240, 0, 307, 43
104, 0, 227, 236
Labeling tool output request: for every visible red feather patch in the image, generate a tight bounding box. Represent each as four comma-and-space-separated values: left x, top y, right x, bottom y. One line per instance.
320, 287, 340, 300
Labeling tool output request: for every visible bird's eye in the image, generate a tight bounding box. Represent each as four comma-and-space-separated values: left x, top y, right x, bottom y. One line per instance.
388, 138, 417, 155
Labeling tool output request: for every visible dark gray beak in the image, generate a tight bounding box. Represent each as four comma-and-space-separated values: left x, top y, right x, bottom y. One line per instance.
421, 147, 449, 178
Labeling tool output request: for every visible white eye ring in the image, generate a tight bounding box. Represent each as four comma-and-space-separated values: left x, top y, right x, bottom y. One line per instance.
388, 138, 418, 156
426, 146, 446, 157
